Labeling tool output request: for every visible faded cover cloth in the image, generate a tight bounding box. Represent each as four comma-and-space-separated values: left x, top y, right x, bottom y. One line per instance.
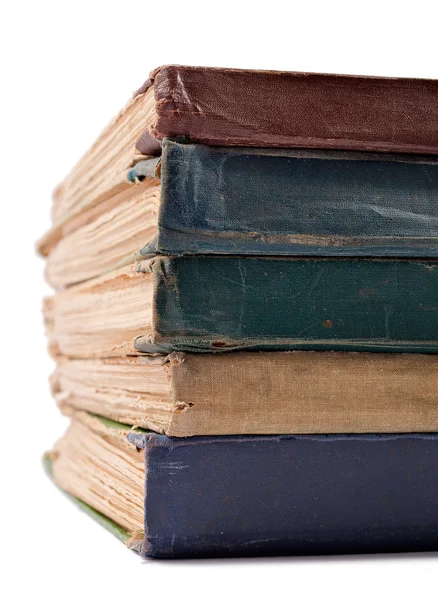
135, 430, 438, 557
137, 141, 438, 258
164, 352, 438, 436
136, 65, 438, 155
136, 255, 438, 354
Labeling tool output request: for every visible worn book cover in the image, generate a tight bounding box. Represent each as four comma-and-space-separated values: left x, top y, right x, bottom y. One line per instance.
40, 141, 438, 287
137, 142, 438, 258
44, 256, 438, 356
47, 411, 438, 558
139, 65, 438, 155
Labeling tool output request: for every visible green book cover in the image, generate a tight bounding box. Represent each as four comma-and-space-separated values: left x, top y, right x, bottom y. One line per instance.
136, 255, 438, 353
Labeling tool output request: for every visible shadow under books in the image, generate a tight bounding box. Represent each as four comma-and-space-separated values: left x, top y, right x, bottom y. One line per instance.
142, 551, 438, 567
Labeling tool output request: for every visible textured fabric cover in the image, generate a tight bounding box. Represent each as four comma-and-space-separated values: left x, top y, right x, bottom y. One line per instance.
126, 431, 438, 558
138, 141, 438, 257
136, 66, 438, 155
165, 351, 438, 436
135, 255, 438, 353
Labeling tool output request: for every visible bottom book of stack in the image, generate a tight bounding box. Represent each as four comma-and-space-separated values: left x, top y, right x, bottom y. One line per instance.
46, 408, 438, 558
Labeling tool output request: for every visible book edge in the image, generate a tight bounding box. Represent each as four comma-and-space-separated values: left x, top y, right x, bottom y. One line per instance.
42, 453, 139, 549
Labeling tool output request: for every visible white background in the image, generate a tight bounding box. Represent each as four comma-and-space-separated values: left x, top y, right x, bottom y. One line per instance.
1, 1, 437, 598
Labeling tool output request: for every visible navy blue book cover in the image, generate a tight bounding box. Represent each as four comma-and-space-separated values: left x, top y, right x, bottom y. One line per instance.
127, 431, 438, 558
135, 140, 438, 258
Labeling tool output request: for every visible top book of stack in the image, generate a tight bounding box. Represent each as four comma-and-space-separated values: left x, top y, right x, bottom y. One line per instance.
47, 65, 438, 227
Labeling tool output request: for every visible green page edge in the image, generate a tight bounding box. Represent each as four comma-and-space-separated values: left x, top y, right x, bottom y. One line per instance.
42, 452, 132, 545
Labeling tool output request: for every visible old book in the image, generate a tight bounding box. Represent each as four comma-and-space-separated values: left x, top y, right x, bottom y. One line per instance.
44, 256, 438, 357
51, 352, 438, 436
47, 410, 438, 558
50, 66, 438, 225
40, 141, 438, 287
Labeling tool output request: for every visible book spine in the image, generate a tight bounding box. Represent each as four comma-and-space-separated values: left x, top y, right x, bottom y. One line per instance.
134, 256, 438, 354
128, 432, 438, 558
143, 141, 438, 258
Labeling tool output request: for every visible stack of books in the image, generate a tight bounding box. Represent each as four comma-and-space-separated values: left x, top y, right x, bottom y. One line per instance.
39, 65, 438, 558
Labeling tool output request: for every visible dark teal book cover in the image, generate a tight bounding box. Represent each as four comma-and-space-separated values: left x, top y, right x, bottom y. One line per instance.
131, 140, 438, 258
136, 255, 438, 353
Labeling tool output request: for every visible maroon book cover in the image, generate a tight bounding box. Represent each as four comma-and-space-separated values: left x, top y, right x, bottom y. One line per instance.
137, 65, 438, 155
